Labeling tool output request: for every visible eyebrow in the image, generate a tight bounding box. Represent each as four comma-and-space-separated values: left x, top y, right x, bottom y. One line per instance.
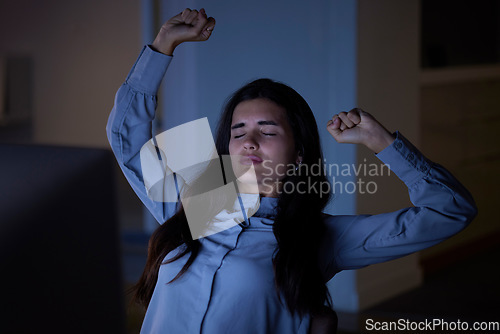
230, 120, 279, 130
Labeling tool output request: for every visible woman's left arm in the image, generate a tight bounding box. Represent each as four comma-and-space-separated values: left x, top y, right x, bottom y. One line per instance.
319, 109, 478, 281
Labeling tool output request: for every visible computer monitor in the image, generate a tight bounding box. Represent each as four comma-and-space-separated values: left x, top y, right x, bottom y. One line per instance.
0, 143, 125, 333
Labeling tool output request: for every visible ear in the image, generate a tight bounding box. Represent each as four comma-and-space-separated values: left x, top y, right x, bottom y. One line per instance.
295, 149, 303, 164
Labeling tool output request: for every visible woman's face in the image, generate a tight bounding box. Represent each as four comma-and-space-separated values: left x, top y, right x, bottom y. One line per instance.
228, 98, 301, 197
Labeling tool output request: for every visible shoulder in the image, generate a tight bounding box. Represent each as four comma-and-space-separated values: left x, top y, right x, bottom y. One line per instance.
317, 212, 360, 280
319, 212, 359, 249
321, 212, 358, 227
319, 212, 374, 260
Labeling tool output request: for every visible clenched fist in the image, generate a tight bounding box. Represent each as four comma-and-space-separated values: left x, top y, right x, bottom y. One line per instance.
326, 108, 396, 154
152, 8, 216, 56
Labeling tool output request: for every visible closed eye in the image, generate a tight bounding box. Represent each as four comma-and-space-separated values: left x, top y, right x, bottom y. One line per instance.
233, 133, 276, 139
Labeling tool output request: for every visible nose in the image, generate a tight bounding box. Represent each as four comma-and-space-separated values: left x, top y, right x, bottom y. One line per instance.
243, 134, 259, 150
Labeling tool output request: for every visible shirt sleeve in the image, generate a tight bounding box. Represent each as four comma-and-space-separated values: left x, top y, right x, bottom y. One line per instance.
106, 45, 180, 224
319, 131, 478, 281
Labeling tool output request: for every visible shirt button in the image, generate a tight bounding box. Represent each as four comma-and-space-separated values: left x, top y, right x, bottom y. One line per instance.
420, 165, 428, 172
395, 142, 402, 149
408, 153, 414, 160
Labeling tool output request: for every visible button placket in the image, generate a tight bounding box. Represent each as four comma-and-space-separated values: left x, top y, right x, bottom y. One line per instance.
199, 227, 245, 332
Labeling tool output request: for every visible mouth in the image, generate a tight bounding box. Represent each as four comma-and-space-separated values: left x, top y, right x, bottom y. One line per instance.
239, 155, 264, 165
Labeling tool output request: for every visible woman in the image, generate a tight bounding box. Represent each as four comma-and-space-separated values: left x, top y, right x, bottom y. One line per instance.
106, 8, 477, 334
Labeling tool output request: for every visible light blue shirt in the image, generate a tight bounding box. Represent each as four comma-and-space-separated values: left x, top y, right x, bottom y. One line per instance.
106, 46, 477, 334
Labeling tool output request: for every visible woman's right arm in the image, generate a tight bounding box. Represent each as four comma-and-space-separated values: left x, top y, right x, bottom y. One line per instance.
106, 8, 215, 224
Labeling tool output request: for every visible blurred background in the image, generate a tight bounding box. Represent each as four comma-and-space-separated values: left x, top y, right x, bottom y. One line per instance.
0, 0, 498, 333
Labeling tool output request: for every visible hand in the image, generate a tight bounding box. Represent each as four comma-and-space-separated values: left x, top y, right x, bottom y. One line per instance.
326, 108, 396, 154
151, 8, 216, 56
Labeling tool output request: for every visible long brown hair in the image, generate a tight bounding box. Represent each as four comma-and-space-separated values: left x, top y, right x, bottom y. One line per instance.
131, 78, 333, 317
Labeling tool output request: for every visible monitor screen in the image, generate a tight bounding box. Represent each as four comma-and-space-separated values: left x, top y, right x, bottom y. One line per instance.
0, 143, 125, 333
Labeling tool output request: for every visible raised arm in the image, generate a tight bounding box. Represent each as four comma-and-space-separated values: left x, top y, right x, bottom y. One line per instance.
105, 8, 216, 224
319, 109, 477, 281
